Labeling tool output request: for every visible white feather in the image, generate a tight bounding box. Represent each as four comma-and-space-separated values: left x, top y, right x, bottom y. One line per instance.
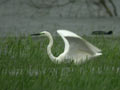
57, 30, 102, 64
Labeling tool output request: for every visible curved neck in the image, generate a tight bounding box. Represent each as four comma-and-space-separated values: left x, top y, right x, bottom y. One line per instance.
46, 33, 56, 62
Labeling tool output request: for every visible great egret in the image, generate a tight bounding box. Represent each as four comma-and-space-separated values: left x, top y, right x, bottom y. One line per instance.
31, 30, 102, 64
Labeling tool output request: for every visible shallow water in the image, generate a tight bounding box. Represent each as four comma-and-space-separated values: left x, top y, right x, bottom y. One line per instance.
0, 17, 120, 37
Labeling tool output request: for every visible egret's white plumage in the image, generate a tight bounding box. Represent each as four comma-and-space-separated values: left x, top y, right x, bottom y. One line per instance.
32, 30, 102, 64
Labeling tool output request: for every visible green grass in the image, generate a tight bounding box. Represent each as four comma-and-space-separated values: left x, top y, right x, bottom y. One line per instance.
0, 36, 120, 90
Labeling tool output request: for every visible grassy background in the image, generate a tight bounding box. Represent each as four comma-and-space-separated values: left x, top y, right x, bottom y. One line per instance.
0, 36, 120, 90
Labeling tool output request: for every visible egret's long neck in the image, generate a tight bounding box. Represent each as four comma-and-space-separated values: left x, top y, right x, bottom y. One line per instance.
47, 33, 56, 62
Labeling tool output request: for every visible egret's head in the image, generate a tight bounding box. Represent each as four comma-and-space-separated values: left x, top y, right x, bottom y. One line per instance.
31, 31, 48, 36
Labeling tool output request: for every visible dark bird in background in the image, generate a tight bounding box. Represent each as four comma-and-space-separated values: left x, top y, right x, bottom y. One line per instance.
92, 31, 113, 35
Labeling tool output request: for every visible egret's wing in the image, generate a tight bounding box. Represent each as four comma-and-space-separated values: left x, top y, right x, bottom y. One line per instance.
57, 30, 102, 64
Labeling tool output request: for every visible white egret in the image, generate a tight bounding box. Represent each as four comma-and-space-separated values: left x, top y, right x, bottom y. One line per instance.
31, 30, 102, 64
